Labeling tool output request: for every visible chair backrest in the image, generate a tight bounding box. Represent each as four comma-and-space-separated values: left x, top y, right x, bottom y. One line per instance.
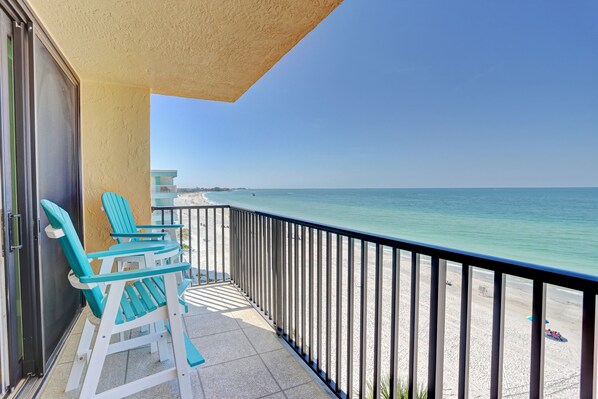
101, 192, 138, 243
40, 199, 104, 318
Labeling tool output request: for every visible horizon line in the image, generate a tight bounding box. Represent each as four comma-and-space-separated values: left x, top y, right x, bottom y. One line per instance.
184, 186, 598, 190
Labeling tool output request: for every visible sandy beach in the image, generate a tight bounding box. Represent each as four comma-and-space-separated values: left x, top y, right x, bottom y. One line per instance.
174, 192, 585, 398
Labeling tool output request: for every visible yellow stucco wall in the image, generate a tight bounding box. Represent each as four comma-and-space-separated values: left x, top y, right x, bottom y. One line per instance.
28, 0, 342, 102
80, 80, 151, 253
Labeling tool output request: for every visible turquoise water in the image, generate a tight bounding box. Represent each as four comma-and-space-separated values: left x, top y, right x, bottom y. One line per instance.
205, 188, 598, 275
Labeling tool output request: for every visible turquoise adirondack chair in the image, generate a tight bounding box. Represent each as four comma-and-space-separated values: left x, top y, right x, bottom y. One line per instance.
41, 200, 204, 398
101, 191, 192, 296
102, 191, 184, 267
102, 191, 183, 244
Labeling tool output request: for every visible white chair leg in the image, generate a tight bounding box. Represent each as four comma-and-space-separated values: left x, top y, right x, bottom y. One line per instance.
66, 318, 95, 392
79, 282, 124, 398
164, 274, 192, 399
149, 323, 158, 353
155, 320, 170, 362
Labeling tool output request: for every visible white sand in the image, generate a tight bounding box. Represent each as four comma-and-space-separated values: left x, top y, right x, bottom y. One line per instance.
174, 192, 585, 398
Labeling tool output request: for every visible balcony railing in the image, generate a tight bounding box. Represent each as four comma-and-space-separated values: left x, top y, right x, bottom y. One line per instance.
151, 184, 177, 193
153, 205, 230, 285
154, 205, 598, 398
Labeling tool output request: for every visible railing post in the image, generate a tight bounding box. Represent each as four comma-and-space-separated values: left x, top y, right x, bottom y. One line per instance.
317, 230, 323, 372
242, 212, 247, 294
264, 217, 274, 319
359, 241, 369, 398
308, 227, 315, 366
428, 257, 446, 398
389, 248, 400, 399
335, 234, 343, 392
325, 232, 332, 381
458, 264, 472, 399
408, 253, 420, 399
373, 244, 384, 399
581, 291, 597, 398
222, 208, 225, 282
346, 237, 355, 399
530, 280, 546, 398
229, 209, 235, 284
273, 219, 283, 335
490, 272, 506, 399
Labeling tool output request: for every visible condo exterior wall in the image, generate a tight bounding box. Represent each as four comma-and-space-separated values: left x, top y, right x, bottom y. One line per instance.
80, 80, 151, 253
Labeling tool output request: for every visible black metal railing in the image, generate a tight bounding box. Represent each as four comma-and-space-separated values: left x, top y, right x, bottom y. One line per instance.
152, 205, 230, 285
229, 206, 597, 399
157, 204, 598, 398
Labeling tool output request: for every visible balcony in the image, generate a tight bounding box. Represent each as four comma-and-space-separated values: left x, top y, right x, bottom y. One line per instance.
151, 185, 178, 200
39, 284, 333, 399
39, 204, 597, 398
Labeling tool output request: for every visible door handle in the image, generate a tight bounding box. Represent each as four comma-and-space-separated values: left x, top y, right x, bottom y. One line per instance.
8, 213, 22, 252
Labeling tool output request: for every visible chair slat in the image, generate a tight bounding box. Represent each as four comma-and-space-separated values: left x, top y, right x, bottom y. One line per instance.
120, 295, 136, 321
178, 278, 192, 296
152, 276, 165, 293
152, 276, 189, 311
125, 285, 147, 317
134, 281, 158, 311
143, 278, 166, 306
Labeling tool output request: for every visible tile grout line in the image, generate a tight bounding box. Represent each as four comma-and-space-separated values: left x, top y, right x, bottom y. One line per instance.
186, 325, 242, 340
230, 284, 333, 397
239, 324, 286, 395
283, 380, 321, 396
258, 347, 319, 392
124, 346, 131, 384
229, 284, 300, 398
194, 368, 207, 399
254, 390, 287, 399
197, 351, 253, 370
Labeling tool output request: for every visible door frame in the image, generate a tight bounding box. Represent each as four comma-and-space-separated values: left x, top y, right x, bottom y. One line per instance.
0, 0, 82, 390
0, 10, 31, 390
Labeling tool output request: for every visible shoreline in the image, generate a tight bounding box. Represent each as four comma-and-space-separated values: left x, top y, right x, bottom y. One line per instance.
172, 191, 215, 206
176, 192, 583, 305
184, 188, 598, 275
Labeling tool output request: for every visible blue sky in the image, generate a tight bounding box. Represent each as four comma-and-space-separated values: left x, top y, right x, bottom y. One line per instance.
151, 0, 598, 189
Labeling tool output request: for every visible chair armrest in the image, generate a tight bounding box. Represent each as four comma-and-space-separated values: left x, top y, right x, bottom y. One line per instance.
110, 232, 167, 239
137, 224, 185, 230
87, 244, 166, 259
79, 262, 191, 284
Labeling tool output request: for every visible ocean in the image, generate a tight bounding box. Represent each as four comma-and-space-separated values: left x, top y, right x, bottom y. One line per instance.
205, 188, 598, 276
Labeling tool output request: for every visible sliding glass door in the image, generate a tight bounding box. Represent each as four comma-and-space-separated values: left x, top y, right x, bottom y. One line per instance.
34, 34, 81, 367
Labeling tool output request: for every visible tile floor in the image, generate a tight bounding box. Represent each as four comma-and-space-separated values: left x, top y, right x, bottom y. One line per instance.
38, 284, 333, 399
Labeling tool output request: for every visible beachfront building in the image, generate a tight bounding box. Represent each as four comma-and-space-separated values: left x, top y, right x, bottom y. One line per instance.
151, 170, 178, 208
0, 1, 594, 398
151, 170, 178, 223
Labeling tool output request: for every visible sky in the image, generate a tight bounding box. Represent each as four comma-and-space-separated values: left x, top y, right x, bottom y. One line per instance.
151, 0, 598, 189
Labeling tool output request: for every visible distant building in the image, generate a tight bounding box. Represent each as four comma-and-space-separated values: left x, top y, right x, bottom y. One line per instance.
151, 170, 178, 222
